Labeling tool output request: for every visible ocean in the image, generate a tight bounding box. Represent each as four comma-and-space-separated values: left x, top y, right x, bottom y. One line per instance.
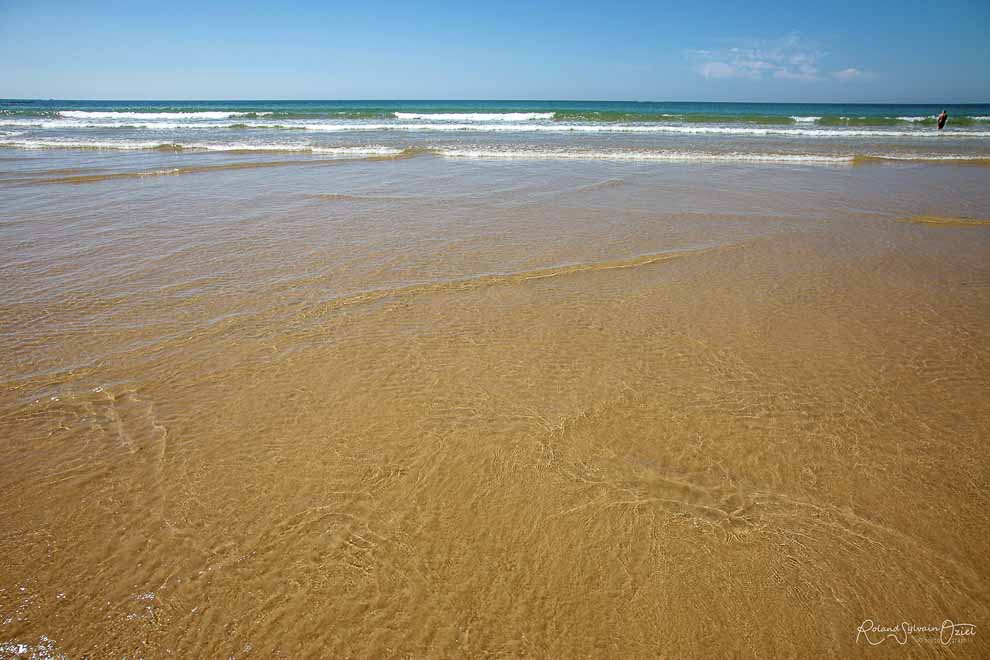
3, 99, 990, 163
2, 99, 989, 657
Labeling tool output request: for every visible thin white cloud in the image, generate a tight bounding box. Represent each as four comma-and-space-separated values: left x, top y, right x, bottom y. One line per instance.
773, 66, 820, 82
691, 35, 872, 83
699, 61, 756, 79
832, 67, 874, 82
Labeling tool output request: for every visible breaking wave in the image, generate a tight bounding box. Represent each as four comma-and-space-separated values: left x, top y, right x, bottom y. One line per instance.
394, 112, 554, 121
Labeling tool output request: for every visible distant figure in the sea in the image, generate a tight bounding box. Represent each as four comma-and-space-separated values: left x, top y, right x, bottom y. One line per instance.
937, 110, 948, 130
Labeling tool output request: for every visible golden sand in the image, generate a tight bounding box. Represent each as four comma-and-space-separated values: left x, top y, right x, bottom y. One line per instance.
1, 154, 988, 657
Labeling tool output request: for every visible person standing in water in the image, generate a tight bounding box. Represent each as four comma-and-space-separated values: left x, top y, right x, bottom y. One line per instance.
937, 110, 948, 130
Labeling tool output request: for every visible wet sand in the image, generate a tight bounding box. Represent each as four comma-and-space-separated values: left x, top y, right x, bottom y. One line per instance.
1, 152, 989, 657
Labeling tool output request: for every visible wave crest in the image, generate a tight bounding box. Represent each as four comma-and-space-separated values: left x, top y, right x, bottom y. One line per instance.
394, 112, 554, 121
59, 110, 258, 120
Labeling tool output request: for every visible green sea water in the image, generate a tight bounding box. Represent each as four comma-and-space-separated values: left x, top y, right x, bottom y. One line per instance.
2, 99, 989, 162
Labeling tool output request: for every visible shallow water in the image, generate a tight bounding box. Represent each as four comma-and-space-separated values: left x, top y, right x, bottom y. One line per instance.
1, 147, 989, 657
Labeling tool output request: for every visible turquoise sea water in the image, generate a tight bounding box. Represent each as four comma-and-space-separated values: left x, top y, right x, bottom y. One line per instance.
3, 99, 990, 162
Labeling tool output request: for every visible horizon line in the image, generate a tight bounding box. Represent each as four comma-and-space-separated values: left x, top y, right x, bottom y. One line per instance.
3, 97, 989, 105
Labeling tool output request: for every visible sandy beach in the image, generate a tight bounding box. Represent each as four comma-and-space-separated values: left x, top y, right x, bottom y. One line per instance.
1, 145, 988, 656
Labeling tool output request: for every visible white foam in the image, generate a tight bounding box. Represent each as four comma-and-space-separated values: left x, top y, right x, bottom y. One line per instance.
0, 636, 62, 660
275, 122, 990, 138
897, 116, 931, 122
860, 153, 989, 161
790, 116, 820, 123
59, 111, 249, 120
0, 138, 404, 155
309, 145, 404, 156
436, 148, 855, 164
0, 643, 30, 655
0, 138, 177, 150
0, 119, 220, 130
5, 115, 990, 139
294, 121, 990, 139
0, 118, 300, 130
394, 112, 554, 121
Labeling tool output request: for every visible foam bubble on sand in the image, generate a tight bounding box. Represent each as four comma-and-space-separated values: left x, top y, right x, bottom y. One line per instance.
0, 636, 63, 659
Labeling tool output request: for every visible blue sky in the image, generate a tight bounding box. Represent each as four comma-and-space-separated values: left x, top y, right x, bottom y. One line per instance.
1, 0, 988, 102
